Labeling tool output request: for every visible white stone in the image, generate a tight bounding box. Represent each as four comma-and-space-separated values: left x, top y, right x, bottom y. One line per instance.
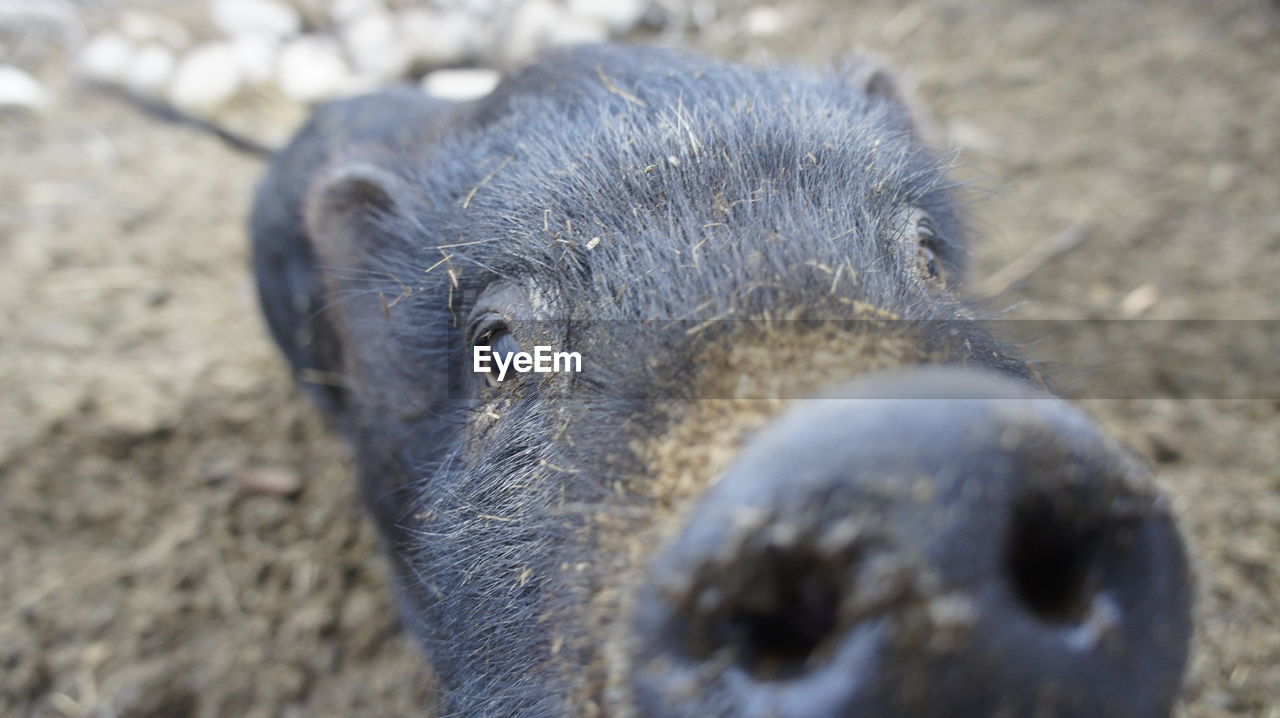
167, 43, 243, 112
330, 0, 385, 24
125, 43, 175, 95
1120, 283, 1160, 318
277, 35, 351, 102
420, 67, 499, 101
119, 10, 192, 48
689, 0, 718, 29
567, 0, 649, 35
0, 65, 48, 109
947, 120, 998, 155
0, 1, 82, 44
400, 8, 483, 68
450, 0, 498, 15
743, 5, 786, 38
342, 10, 412, 80
549, 15, 608, 46
77, 33, 135, 84
500, 0, 565, 66
231, 34, 277, 86
211, 0, 301, 40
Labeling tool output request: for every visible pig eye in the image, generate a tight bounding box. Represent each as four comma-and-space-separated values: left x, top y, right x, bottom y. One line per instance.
918, 240, 942, 280
474, 322, 520, 388
915, 216, 946, 283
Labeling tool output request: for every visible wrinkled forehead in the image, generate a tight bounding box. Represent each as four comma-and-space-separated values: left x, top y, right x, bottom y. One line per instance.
536, 212, 947, 324
434, 86, 965, 311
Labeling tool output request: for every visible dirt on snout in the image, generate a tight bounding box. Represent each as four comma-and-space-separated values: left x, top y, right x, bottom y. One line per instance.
2, 0, 1278, 716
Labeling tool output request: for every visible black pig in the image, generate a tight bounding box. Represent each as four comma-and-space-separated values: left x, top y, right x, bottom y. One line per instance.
250, 44, 1191, 717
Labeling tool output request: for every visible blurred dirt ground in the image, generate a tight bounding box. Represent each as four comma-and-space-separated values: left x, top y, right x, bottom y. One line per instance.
2, 0, 1278, 716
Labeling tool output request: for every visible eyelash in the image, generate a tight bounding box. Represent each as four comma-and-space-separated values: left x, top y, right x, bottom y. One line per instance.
919, 238, 942, 279
914, 217, 945, 282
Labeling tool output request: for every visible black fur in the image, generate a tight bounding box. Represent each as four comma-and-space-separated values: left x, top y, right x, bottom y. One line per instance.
254, 44, 1013, 715
250, 45, 1184, 716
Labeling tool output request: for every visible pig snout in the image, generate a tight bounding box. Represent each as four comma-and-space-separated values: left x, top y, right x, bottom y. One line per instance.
628, 368, 1191, 717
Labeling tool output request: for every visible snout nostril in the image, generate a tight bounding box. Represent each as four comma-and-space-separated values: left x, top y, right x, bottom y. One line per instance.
682, 547, 843, 680
1004, 495, 1101, 625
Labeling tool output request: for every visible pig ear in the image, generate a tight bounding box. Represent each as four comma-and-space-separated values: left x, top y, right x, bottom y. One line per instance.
305, 162, 414, 274
851, 58, 907, 106
303, 163, 431, 504
303, 162, 418, 392
846, 55, 929, 138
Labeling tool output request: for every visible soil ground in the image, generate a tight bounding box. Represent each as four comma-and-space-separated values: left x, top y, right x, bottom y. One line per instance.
2, 0, 1278, 716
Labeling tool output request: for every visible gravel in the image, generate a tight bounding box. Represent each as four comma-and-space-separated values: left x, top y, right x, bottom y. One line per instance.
277, 34, 353, 102
168, 42, 243, 111
77, 32, 135, 84
62, 0, 687, 113
210, 0, 302, 40
124, 43, 176, 95
420, 66, 500, 100
0, 64, 47, 109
